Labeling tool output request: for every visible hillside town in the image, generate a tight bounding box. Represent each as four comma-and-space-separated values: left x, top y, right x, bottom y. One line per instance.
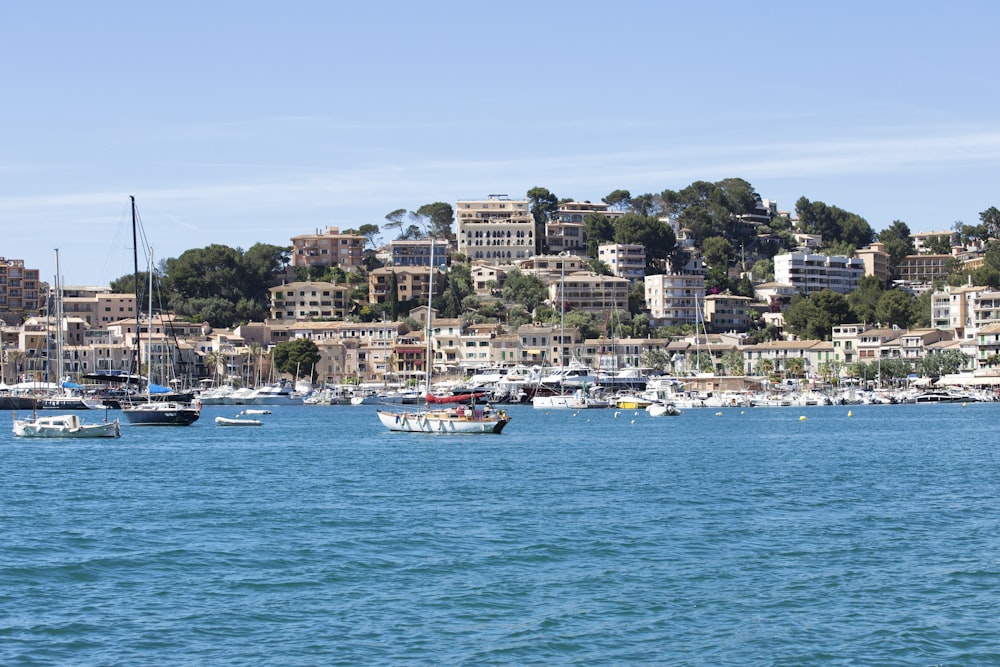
3, 190, 1000, 399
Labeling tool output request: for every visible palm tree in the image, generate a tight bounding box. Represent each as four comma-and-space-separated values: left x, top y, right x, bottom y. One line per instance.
3, 349, 25, 384
203, 350, 222, 387
248, 342, 264, 386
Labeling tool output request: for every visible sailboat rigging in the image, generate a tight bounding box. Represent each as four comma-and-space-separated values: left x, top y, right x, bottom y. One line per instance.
121, 196, 200, 426
12, 249, 121, 438
376, 237, 510, 434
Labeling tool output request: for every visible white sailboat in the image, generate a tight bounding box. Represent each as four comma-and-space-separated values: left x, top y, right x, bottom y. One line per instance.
13, 412, 121, 438
377, 238, 511, 434
12, 249, 121, 438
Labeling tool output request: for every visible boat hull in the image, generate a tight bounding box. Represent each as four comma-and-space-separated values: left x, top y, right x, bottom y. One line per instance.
377, 408, 510, 434
215, 416, 262, 426
13, 414, 121, 438
123, 402, 201, 426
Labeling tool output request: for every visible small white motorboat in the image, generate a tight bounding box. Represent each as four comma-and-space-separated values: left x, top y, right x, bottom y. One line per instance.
215, 416, 263, 426
646, 402, 681, 417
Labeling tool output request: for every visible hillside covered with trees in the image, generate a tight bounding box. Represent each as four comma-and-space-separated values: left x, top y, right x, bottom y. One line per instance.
109, 178, 1000, 341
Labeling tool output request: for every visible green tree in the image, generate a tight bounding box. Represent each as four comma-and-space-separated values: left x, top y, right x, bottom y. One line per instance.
751, 258, 774, 283
923, 234, 953, 254
784, 290, 852, 340
343, 223, 381, 249
661, 181, 734, 243
722, 350, 745, 375
702, 236, 734, 269
602, 189, 632, 213
796, 197, 873, 248
527, 187, 559, 255
613, 214, 677, 271
505, 304, 532, 329
980, 206, 1000, 239
415, 202, 455, 240
785, 357, 805, 378
388, 271, 399, 320
584, 212, 615, 257
588, 259, 613, 276
631, 193, 659, 217
847, 275, 883, 324
641, 348, 670, 371
384, 209, 409, 237
875, 290, 917, 329
877, 221, 915, 281
918, 350, 970, 376
912, 289, 933, 328
500, 269, 547, 314
272, 338, 321, 380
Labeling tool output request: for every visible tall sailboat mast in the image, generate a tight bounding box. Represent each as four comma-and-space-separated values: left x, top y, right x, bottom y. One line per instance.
54, 248, 63, 384
425, 237, 435, 392
130, 195, 141, 384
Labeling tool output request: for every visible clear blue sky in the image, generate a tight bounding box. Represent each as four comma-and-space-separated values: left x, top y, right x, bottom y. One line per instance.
2, 1, 998, 286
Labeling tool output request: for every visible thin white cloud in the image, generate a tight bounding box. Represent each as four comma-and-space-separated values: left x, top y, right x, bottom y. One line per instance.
0, 128, 998, 218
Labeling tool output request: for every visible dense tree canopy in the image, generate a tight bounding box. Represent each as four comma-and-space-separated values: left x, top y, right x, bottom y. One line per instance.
120, 242, 292, 328
795, 197, 873, 250
272, 338, 321, 380
784, 290, 853, 340
584, 212, 615, 257
500, 269, 548, 314
877, 220, 915, 282
612, 214, 677, 271
415, 202, 455, 240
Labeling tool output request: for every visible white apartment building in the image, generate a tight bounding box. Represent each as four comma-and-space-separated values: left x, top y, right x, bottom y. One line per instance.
644, 272, 706, 328
456, 195, 535, 263
972, 290, 1000, 333
774, 251, 864, 295
931, 284, 983, 336
268, 281, 353, 320
598, 243, 645, 282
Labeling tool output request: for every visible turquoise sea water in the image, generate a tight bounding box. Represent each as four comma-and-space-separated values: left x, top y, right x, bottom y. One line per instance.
3, 403, 1000, 665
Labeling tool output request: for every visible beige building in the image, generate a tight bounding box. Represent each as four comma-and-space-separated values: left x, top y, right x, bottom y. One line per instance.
896, 254, 953, 284
368, 266, 443, 306
703, 294, 752, 333
290, 227, 366, 270
855, 242, 890, 285
549, 271, 630, 315
269, 281, 353, 320
456, 195, 535, 263
547, 201, 623, 256
60, 288, 137, 327
0, 257, 41, 316
471, 264, 507, 296
514, 254, 588, 281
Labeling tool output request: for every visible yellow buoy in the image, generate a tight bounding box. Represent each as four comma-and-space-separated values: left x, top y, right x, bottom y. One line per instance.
715, 411, 723, 416
848, 410, 853, 417
799, 415, 807, 421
